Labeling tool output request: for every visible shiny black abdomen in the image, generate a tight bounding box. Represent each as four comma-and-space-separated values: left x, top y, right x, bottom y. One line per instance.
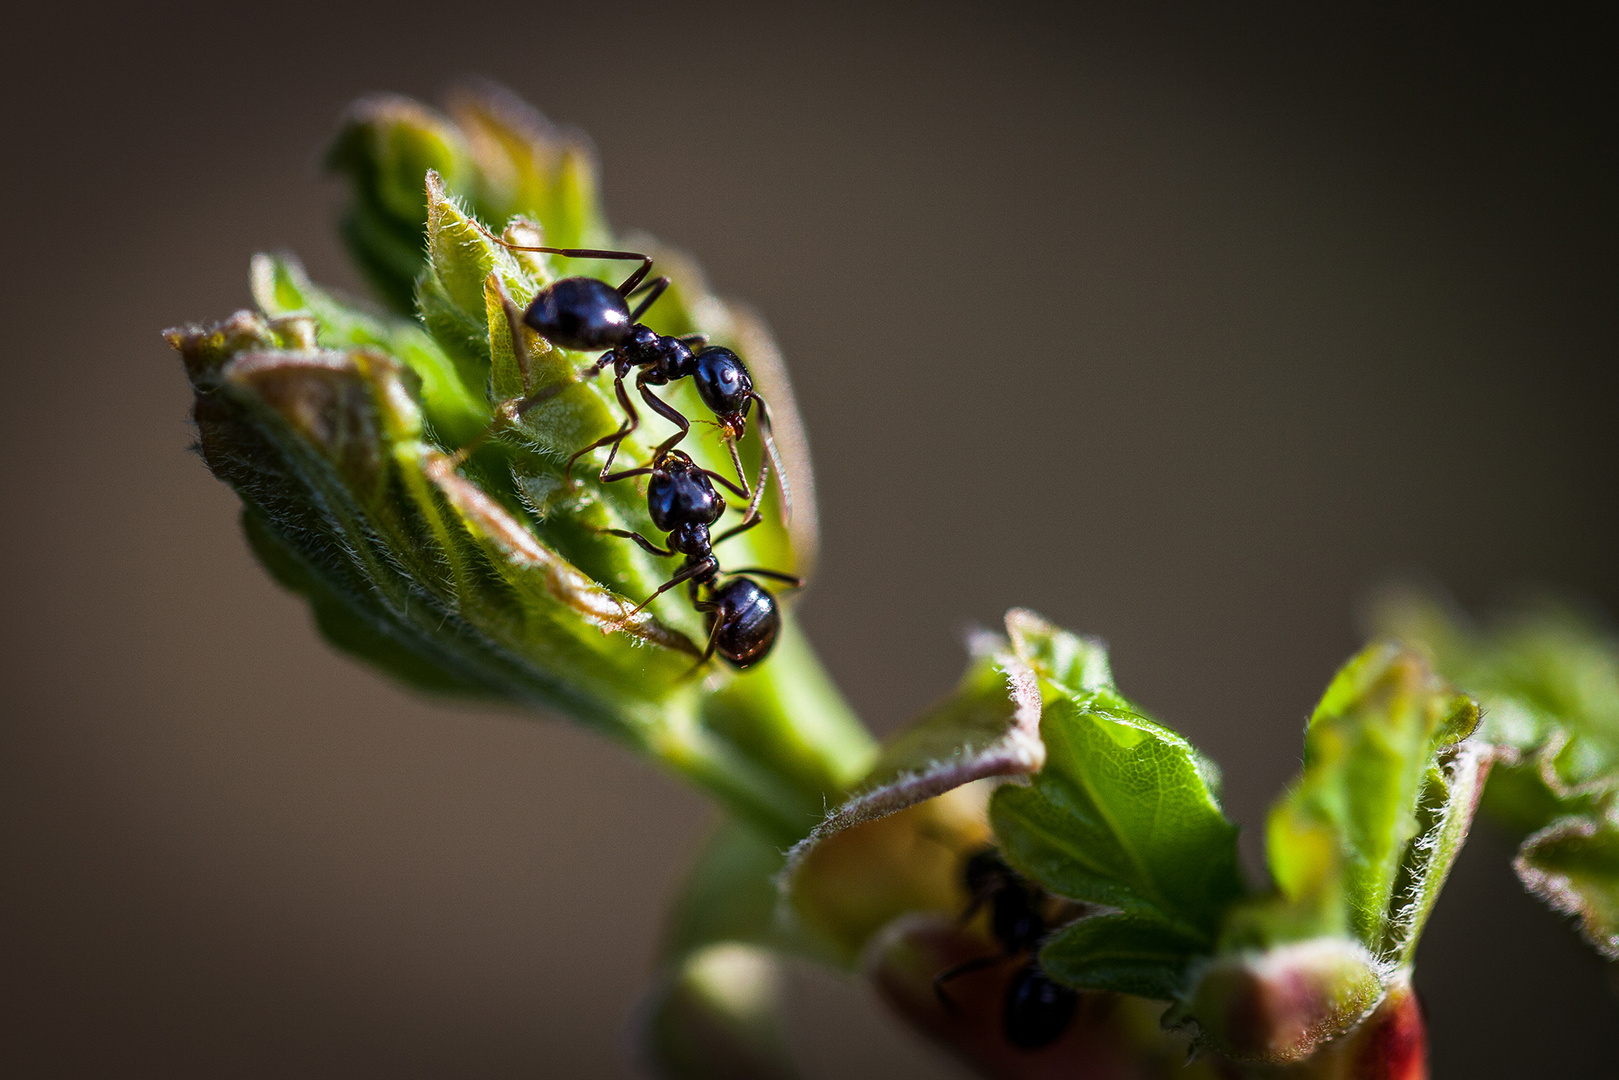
1001, 962, 1078, 1049
523, 277, 631, 351
707, 577, 780, 668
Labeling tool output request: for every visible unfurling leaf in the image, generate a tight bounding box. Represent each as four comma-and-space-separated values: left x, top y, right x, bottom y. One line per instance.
1189, 642, 1482, 1065
1374, 591, 1619, 959
1251, 642, 1479, 951
1514, 812, 1619, 959
991, 613, 1245, 1002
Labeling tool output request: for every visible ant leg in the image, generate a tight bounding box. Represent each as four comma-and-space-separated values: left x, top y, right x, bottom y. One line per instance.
594, 377, 643, 479
932, 954, 1009, 1010
723, 568, 804, 588
687, 595, 723, 665
599, 465, 654, 484
679, 333, 709, 350
447, 384, 568, 467
627, 276, 671, 322
686, 462, 751, 501
596, 528, 674, 558
637, 374, 693, 463
470, 221, 655, 295
565, 373, 639, 481
621, 557, 716, 619
712, 509, 766, 547
494, 288, 537, 392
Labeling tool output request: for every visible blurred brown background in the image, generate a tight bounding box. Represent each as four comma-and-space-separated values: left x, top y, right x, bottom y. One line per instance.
2, 2, 1614, 1076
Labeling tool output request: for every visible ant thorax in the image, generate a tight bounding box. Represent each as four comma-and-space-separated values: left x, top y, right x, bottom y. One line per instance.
667, 523, 713, 559
618, 326, 696, 384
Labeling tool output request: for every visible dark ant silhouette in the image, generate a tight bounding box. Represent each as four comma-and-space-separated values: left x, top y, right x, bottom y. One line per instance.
596, 449, 799, 668
468, 225, 788, 520
934, 848, 1079, 1050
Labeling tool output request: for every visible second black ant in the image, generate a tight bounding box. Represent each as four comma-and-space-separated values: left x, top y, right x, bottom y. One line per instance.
598, 449, 800, 668
934, 848, 1079, 1050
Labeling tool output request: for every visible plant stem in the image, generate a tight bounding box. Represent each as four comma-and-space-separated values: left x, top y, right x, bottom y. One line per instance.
656, 619, 877, 847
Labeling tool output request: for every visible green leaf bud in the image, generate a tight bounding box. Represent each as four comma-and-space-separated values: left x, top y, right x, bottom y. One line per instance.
170, 89, 871, 847
1374, 590, 1619, 959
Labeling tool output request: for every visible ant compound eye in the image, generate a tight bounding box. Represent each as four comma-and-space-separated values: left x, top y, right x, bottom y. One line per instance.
524, 277, 631, 351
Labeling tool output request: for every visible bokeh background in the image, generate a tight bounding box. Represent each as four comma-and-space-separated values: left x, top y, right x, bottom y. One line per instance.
3, 3, 1614, 1076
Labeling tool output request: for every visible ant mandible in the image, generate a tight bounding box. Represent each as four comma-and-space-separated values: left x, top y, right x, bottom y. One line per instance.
934, 847, 1079, 1050
597, 449, 799, 668
473, 224, 789, 520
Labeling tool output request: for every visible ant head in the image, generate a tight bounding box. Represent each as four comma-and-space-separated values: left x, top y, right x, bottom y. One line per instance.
706, 577, 780, 669
647, 452, 724, 532
692, 347, 754, 421
523, 277, 631, 351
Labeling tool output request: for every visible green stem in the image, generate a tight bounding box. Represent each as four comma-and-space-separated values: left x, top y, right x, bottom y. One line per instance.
654, 619, 877, 848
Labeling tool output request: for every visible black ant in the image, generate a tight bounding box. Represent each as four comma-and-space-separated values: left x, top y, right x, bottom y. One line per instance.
470, 226, 788, 519
934, 848, 1078, 1051
597, 449, 799, 669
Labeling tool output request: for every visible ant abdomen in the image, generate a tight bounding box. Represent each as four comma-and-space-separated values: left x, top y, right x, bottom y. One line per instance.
703, 577, 781, 669
1001, 961, 1079, 1049
522, 276, 631, 351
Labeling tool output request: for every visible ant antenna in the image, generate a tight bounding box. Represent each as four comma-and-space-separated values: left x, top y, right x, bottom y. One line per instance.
472, 219, 654, 295
750, 393, 792, 525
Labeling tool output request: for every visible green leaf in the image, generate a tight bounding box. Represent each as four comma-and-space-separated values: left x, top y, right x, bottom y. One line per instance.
327, 83, 611, 314
1375, 592, 1619, 811
1258, 642, 1478, 951
989, 612, 1245, 998
1373, 591, 1619, 959
326, 94, 475, 312
1515, 812, 1619, 959
250, 252, 488, 447
1038, 911, 1210, 1003
415, 171, 541, 380
1180, 644, 1484, 1064
443, 80, 609, 250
